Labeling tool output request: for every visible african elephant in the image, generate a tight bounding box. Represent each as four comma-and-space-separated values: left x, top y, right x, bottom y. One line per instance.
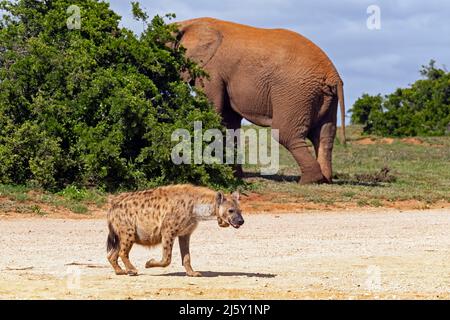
175, 18, 346, 184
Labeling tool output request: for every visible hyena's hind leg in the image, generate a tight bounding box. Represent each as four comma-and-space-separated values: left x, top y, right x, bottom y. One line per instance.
145, 230, 175, 269
107, 249, 126, 275
118, 229, 138, 276
106, 223, 126, 275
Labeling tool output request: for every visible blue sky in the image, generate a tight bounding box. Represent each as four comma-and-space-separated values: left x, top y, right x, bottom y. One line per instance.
110, 1, 450, 123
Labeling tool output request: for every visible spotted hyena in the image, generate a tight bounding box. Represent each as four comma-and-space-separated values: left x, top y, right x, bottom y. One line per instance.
106, 184, 244, 276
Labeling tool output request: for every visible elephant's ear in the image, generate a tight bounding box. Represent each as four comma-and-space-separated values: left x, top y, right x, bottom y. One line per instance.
178, 22, 223, 67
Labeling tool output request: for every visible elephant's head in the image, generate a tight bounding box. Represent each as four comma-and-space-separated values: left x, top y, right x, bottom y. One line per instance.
173, 19, 223, 71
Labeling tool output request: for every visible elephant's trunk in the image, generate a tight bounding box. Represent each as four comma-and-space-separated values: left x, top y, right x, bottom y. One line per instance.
337, 80, 346, 145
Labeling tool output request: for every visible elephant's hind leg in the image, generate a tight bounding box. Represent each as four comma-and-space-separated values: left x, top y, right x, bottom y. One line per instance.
286, 137, 326, 184
315, 122, 336, 183
310, 99, 338, 183
310, 124, 336, 183
273, 121, 325, 184
271, 93, 325, 184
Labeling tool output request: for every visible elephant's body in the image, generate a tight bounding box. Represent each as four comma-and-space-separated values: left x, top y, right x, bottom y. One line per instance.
176, 18, 346, 184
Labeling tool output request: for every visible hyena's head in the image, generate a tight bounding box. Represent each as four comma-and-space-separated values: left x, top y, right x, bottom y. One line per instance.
216, 191, 244, 229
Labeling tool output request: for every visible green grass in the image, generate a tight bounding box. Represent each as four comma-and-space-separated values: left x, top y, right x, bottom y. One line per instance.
242, 125, 450, 207
68, 203, 89, 214
0, 125, 449, 214
57, 185, 106, 207
0, 184, 106, 215
30, 205, 47, 216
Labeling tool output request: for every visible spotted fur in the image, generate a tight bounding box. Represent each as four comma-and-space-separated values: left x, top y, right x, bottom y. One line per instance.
106, 184, 243, 276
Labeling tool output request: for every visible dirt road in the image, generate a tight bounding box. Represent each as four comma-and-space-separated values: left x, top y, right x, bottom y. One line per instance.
1, 209, 449, 299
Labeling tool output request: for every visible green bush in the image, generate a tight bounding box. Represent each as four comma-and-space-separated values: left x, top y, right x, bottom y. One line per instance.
350, 60, 450, 137
349, 93, 384, 133
0, 0, 239, 191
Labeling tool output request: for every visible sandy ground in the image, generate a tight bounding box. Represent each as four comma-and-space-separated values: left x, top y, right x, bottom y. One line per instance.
0, 209, 449, 300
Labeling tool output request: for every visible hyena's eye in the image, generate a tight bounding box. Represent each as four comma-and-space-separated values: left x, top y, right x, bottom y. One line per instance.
228, 209, 235, 214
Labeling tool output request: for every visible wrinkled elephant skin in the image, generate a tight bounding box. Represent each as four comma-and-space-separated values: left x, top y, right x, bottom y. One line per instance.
176, 18, 346, 184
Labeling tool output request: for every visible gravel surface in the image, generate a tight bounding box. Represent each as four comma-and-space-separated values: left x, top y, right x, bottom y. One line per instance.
1, 209, 449, 299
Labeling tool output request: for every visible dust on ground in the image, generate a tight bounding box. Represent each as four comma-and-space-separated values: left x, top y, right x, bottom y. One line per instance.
239, 192, 449, 213
353, 137, 395, 145
352, 136, 443, 147
1, 209, 449, 299
1, 190, 449, 220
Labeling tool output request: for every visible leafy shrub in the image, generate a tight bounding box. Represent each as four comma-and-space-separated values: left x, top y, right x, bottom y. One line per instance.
350, 60, 450, 137
0, 0, 239, 191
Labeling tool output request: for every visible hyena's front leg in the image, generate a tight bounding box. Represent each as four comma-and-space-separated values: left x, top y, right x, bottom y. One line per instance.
179, 234, 201, 277
145, 231, 174, 268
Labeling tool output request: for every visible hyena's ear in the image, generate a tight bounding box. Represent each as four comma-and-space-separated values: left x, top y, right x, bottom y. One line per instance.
231, 191, 240, 202
216, 191, 225, 205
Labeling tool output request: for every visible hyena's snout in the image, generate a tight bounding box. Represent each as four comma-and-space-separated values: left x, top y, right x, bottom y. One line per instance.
230, 213, 244, 229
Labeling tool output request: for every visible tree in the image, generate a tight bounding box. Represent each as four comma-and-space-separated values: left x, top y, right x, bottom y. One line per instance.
0, 0, 238, 191
349, 93, 383, 132
350, 60, 450, 137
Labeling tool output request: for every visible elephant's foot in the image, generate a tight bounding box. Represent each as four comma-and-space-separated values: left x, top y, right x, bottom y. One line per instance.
321, 175, 333, 184
233, 164, 244, 178
299, 170, 327, 185
285, 141, 328, 185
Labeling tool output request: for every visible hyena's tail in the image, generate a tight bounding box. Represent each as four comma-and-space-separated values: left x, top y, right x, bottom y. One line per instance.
107, 222, 120, 253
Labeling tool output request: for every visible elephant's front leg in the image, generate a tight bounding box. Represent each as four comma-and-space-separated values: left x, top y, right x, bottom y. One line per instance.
222, 110, 244, 178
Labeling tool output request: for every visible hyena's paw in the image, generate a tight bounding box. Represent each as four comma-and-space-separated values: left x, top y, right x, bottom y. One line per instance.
145, 259, 157, 268
115, 269, 127, 276
127, 269, 139, 276
187, 271, 202, 277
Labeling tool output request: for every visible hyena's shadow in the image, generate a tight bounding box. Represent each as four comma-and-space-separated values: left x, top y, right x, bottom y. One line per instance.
155, 271, 276, 278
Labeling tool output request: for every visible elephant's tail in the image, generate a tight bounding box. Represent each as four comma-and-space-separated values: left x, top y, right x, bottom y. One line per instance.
337, 80, 346, 145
